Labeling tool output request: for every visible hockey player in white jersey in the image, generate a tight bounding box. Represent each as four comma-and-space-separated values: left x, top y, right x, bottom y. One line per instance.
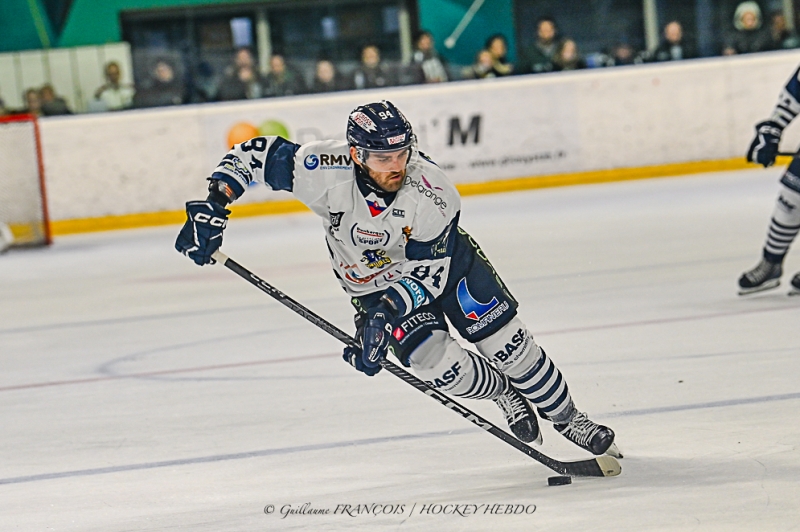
742, 65, 800, 295
175, 100, 619, 456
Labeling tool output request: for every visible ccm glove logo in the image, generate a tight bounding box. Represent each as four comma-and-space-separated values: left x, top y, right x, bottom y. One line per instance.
192, 212, 228, 227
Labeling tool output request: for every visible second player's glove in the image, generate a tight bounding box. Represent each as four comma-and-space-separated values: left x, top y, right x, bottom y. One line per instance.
175, 200, 230, 265
747, 120, 783, 167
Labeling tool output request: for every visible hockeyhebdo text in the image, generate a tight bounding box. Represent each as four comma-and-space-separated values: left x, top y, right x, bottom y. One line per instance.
263, 502, 537, 519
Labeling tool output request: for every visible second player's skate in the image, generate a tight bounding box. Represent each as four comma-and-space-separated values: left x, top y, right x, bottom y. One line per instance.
554, 411, 621, 458
789, 272, 800, 295
494, 384, 542, 444
738, 258, 782, 295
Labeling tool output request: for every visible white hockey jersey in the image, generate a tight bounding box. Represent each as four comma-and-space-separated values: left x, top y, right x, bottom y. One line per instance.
210, 137, 461, 315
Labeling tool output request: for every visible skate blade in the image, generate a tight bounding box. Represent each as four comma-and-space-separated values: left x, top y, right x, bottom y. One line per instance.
738, 279, 780, 295
605, 442, 623, 459
789, 287, 800, 296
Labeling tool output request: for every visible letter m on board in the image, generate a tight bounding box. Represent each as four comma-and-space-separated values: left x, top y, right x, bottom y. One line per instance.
448, 115, 481, 146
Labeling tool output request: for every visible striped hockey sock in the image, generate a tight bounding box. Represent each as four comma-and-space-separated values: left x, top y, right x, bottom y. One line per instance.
764, 217, 800, 261
508, 347, 574, 424
453, 350, 508, 400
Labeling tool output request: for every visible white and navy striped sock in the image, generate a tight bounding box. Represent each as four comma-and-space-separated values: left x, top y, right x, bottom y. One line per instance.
508, 347, 574, 423
453, 350, 507, 400
763, 185, 800, 262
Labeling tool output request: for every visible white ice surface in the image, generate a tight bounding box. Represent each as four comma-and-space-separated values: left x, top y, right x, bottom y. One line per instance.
1, 168, 799, 531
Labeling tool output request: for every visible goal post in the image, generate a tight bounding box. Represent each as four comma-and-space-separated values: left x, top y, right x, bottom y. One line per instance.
0, 114, 51, 248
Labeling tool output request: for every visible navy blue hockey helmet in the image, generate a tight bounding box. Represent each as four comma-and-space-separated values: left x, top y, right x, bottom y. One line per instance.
347, 100, 416, 161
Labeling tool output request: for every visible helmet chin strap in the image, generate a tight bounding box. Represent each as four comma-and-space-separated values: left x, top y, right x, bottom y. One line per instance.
354, 162, 389, 196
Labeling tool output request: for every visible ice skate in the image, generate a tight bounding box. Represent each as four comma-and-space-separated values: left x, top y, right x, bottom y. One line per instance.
789, 272, 800, 296
738, 258, 782, 295
554, 411, 621, 457
494, 384, 542, 444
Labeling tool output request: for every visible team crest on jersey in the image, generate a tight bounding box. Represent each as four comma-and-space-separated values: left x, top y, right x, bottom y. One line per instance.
361, 249, 392, 269
366, 199, 387, 217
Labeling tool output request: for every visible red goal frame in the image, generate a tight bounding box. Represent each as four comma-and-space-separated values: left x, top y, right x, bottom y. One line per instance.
0, 113, 52, 245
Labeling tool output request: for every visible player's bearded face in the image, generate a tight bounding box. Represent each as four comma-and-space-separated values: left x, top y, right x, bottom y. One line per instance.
352, 147, 410, 193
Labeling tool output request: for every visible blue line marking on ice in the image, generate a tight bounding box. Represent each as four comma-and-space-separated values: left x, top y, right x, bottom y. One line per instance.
0, 429, 475, 486
599, 391, 800, 418
2, 391, 800, 486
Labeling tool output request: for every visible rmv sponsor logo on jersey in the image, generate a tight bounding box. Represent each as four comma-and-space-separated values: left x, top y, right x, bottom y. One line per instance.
305, 153, 353, 170
425, 361, 462, 389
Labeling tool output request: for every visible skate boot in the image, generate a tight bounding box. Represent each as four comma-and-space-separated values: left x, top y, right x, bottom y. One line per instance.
738, 258, 782, 295
494, 383, 542, 444
554, 411, 621, 457
790, 272, 800, 296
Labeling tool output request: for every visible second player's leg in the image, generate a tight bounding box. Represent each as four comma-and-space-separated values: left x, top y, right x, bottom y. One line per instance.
739, 170, 800, 295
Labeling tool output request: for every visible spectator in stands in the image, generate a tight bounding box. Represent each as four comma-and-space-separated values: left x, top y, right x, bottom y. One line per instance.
93, 61, 135, 111
263, 54, 306, 97
217, 48, 264, 101
722, 1, 772, 55
193, 61, 219, 103
485, 34, 513, 76
648, 21, 698, 62
22, 88, 42, 116
133, 59, 186, 108
768, 10, 800, 50
518, 16, 560, 74
351, 44, 396, 90
552, 39, 586, 71
605, 42, 641, 66
309, 59, 346, 93
461, 49, 497, 79
412, 30, 448, 83
39, 84, 72, 116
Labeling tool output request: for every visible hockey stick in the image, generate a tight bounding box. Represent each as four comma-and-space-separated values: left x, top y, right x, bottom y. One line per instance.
778, 151, 798, 157
211, 250, 620, 478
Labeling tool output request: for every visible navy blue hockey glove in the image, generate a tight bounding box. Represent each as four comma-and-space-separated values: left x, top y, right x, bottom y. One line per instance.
350, 301, 397, 373
343, 345, 382, 377
175, 200, 230, 265
747, 120, 783, 167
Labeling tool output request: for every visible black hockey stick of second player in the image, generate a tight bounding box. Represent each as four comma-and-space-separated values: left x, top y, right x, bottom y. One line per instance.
211, 250, 621, 478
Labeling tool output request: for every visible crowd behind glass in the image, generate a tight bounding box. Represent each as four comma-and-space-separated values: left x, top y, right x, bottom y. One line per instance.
1, 1, 797, 117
